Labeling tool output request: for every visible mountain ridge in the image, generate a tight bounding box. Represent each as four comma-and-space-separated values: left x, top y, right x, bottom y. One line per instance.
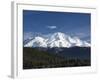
24, 32, 90, 48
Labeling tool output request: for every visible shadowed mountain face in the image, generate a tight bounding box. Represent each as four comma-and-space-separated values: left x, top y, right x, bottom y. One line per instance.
23, 47, 91, 69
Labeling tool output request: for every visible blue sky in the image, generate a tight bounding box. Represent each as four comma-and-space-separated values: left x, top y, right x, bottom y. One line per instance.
23, 10, 91, 41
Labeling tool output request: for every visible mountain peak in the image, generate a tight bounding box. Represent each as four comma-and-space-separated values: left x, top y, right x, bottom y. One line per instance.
51, 32, 66, 40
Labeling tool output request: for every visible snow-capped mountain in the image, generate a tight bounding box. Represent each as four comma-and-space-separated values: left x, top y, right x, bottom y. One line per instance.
24, 32, 90, 48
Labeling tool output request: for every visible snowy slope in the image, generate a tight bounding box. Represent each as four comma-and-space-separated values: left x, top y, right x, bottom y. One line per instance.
24, 32, 90, 48
24, 36, 47, 47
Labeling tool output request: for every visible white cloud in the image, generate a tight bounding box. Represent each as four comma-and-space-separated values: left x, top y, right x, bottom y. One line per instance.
74, 32, 90, 41
47, 26, 57, 29
24, 32, 43, 41
72, 32, 86, 37
24, 32, 34, 40
75, 33, 86, 37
